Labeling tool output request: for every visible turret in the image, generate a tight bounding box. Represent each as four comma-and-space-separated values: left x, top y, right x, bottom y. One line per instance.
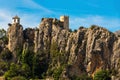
12, 15, 20, 24
60, 16, 69, 30
7, 16, 23, 56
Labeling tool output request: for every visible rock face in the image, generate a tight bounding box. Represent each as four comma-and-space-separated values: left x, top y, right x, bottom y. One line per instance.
34, 18, 53, 53
34, 18, 119, 78
7, 23, 23, 57
114, 30, 120, 36
112, 37, 120, 79
5, 16, 120, 79
23, 28, 35, 43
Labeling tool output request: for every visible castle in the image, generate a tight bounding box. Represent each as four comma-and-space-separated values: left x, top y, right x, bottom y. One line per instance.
4, 15, 120, 80
11, 15, 69, 29
7, 15, 69, 53
41, 16, 69, 30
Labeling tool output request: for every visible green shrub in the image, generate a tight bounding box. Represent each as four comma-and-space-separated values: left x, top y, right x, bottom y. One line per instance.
47, 69, 53, 76
0, 28, 8, 44
0, 36, 8, 44
32, 53, 48, 78
79, 26, 84, 29
53, 67, 63, 80
21, 49, 34, 67
0, 61, 8, 75
4, 63, 21, 80
74, 29, 77, 32
4, 63, 31, 79
0, 29, 6, 39
93, 70, 111, 80
72, 74, 92, 80
50, 41, 60, 58
21, 63, 31, 78
11, 76, 27, 80
90, 25, 96, 30
0, 48, 13, 61
69, 29, 72, 32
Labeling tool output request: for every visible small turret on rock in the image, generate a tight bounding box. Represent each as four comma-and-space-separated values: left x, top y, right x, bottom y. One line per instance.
7, 16, 23, 58
12, 15, 20, 24
4, 15, 120, 79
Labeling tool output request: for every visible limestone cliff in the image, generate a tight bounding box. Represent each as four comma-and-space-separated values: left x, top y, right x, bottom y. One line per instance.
34, 18, 120, 79
5, 17, 120, 79
7, 23, 23, 58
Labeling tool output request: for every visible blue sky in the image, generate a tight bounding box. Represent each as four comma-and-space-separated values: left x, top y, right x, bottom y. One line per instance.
0, 0, 120, 32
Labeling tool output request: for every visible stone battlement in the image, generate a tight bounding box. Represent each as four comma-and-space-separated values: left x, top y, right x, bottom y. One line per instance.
41, 16, 69, 30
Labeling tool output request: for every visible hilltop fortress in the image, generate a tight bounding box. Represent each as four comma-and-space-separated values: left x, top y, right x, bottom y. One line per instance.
3, 15, 120, 79
7, 15, 69, 53
41, 15, 69, 30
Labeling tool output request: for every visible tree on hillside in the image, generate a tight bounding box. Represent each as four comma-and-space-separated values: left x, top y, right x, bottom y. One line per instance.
94, 70, 111, 80
0, 48, 13, 61
0, 29, 6, 38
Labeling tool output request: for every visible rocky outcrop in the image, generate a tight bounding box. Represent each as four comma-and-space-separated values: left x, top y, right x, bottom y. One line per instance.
34, 18, 119, 79
34, 18, 53, 53
23, 28, 35, 43
114, 30, 120, 36
7, 23, 23, 57
5, 17, 120, 79
111, 37, 120, 80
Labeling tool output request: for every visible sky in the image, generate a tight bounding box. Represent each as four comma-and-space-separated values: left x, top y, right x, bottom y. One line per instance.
0, 0, 120, 32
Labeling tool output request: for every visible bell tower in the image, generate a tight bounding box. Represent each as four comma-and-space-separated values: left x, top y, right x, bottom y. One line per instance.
7, 15, 23, 55
12, 15, 20, 24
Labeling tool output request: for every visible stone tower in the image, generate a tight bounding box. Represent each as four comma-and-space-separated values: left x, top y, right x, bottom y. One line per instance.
60, 16, 69, 30
7, 16, 23, 54
12, 15, 20, 24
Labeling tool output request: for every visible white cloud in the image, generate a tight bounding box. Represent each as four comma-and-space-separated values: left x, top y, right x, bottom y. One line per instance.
20, 14, 41, 29
0, 10, 12, 30
0, 10, 41, 30
0, 0, 53, 13
1, 6, 120, 32
22, 0, 53, 13
70, 15, 120, 32
0, 0, 54, 30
